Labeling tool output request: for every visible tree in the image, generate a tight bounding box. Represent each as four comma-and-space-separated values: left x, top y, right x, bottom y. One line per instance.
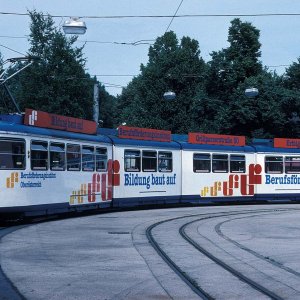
282, 58, 300, 136
0, 51, 9, 114
116, 31, 207, 133
0, 51, 3, 71
206, 18, 263, 101
284, 58, 300, 90
98, 83, 117, 128
203, 18, 267, 136
227, 18, 262, 79
226, 72, 300, 138
8, 11, 94, 120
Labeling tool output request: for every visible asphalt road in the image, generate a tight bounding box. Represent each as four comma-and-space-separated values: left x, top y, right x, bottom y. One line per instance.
1, 204, 300, 299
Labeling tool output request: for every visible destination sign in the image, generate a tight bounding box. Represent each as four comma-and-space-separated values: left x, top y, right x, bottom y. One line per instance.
118, 126, 171, 142
188, 132, 246, 146
274, 138, 300, 148
24, 109, 97, 134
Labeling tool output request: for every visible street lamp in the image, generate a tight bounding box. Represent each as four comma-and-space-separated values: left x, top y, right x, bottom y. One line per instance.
62, 19, 97, 123
245, 87, 259, 98
63, 17, 87, 35
163, 91, 176, 100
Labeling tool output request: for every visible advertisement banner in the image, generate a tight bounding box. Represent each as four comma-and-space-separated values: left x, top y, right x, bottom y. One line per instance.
24, 108, 97, 134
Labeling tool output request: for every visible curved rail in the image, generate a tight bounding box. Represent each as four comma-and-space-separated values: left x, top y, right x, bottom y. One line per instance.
146, 217, 213, 299
146, 208, 292, 300
215, 215, 300, 278
180, 216, 284, 300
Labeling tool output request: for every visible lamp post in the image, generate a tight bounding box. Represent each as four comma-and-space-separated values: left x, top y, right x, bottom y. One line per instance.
245, 87, 259, 98
163, 72, 176, 101
63, 17, 87, 35
93, 83, 100, 124
62, 19, 101, 124
163, 91, 176, 100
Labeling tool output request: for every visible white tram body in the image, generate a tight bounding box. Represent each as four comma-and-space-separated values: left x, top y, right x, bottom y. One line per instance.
110, 136, 181, 207
180, 143, 257, 203
254, 143, 300, 202
0, 117, 113, 216
2, 111, 300, 219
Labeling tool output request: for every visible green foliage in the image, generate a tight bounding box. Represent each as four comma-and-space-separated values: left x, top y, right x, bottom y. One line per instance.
285, 58, 300, 90
203, 18, 295, 138
206, 18, 262, 100
0, 52, 6, 113
0, 51, 23, 114
117, 18, 300, 138
116, 31, 207, 133
98, 83, 117, 128
22, 11, 94, 119
0, 51, 3, 68
212, 19, 300, 138
227, 72, 300, 137
2, 14, 300, 138
5, 11, 95, 120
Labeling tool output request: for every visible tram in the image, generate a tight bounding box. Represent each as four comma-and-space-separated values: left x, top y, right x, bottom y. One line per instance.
1, 108, 300, 218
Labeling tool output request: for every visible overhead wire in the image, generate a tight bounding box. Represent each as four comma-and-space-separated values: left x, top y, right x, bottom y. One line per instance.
0, 10, 297, 91
165, 0, 184, 33
78, 39, 154, 46
1, 11, 300, 18
267, 65, 290, 68
100, 81, 125, 87
94, 74, 137, 77
0, 43, 27, 56
0, 36, 295, 69
0, 35, 154, 46
0, 35, 27, 39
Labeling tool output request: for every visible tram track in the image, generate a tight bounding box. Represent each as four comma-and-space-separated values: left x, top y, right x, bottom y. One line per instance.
1, 206, 300, 299
146, 218, 213, 299
214, 215, 300, 278
146, 208, 298, 299
180, 215, 284, 300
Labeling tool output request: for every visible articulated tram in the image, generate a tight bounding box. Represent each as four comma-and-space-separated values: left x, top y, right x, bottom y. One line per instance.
1, 109, 300, 218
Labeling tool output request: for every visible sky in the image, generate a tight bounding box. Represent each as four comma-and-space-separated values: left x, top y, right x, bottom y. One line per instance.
1, 0, 300, 96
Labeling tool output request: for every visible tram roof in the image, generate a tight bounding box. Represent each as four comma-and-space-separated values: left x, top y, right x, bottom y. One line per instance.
0, 120, 111, 144
252, 145, 300, 154
2, 114, 300, 152
107, 135, 181, 149
178, 141, 255, 152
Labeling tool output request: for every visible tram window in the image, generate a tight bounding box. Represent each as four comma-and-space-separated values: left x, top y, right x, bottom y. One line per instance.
67, 144, 81, 171
49, 143, 65, 171
142, 151, 157, 172
82, 146, 95, 172
230, 155, 246, 173
124, 150, 140, 172
0, 138, 25, 170
96, 147, 107, 171
285, 157, 300, 174
265, 156, 283, 174
158, 151, 172, 172
31, 141, 48, 170
193, 153, 211, 173
212, 154, 228, 173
